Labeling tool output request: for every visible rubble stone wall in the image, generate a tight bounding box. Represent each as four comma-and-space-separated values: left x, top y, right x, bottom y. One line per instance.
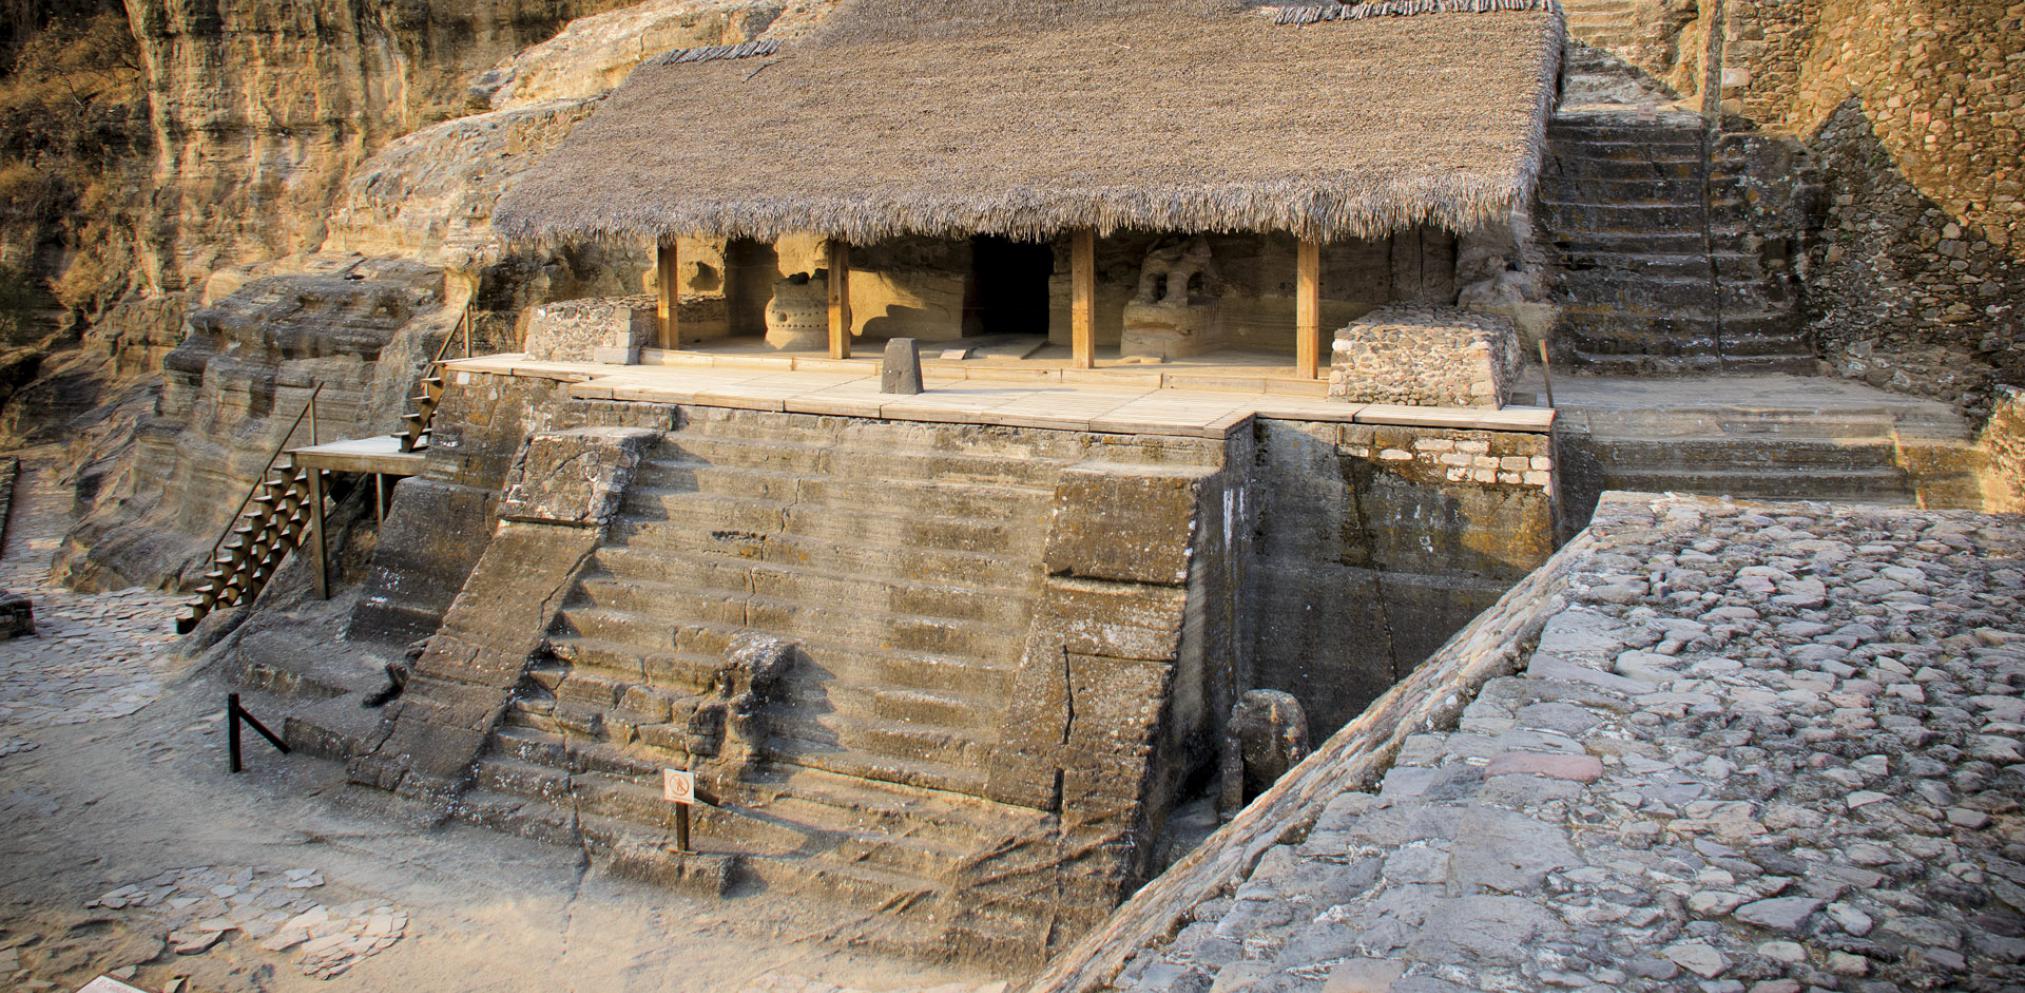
1327, 306, 1519, 408
1979, 385, 2025, 514
1670, 0, 2024, 411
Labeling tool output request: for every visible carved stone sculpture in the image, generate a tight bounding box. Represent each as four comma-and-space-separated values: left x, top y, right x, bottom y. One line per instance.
1121, 236, 1223, 360
764, 272, 828, 350
686, 632, 795, 769
1220, 688, 1311, 811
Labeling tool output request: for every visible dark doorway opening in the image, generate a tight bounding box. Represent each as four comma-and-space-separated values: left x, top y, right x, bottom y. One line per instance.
965, 236, 1054, 337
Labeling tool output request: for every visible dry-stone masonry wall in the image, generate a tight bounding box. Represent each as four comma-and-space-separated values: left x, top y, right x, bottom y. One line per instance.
1979, 385, 2025, 514
1327, 306, 1517, 408
1579, 0, 2023, 411
1047, 492, 2025, 993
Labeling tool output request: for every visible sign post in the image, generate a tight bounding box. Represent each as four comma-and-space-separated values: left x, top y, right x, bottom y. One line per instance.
662, 768, 696, 853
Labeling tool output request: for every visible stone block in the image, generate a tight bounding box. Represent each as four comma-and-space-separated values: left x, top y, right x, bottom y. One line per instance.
521, 295, 656, 363
1043, 463, 1216, 586
498, 428, 660, 527
881, 337, 923, 394
1327, 305, 1518, 408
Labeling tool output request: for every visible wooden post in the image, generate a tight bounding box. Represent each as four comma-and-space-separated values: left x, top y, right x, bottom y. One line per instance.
827, 240, 852, 360
306, 469, 328, 600
1071, 228, 1095, 369
1296, 237, 1321, 380
656, 241, 681, 350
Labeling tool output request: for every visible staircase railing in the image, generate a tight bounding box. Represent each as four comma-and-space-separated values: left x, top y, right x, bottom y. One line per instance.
198, 383, 322, 571
397, 305, 473, 452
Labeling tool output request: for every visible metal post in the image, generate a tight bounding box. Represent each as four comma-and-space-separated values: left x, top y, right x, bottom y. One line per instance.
373, 473, 385, 527
228, 693, 243, 773
674, 805, 691, 853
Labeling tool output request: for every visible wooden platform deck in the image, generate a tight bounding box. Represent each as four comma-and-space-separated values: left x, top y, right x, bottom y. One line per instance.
444, 352, 1556, 438
290, 434, 428, 476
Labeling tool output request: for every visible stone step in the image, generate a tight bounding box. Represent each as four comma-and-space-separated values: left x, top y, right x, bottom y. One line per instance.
654, 434, 1072, 489
1536, 175, 1708, 204
632, 457, 1056, 520
530, 647, 1002, 771
549, 620, 1018, 700
1597, 466, 1916, 503
1576, 435, 1905, 470
671, 406, 1100, 459
1549, 228, 1736, 254
618, 490, 1048, 558
1568, 352, 1821, 376
1538, 201, 1716, 231
604, 519, 1043, 591
1543, 155, 1704, 181
1553, 274, 1793, 312
470, 742, 989, 880
555, 583, 1027, 665
578, 550, 1037, 626
1556, 250, 1763, 281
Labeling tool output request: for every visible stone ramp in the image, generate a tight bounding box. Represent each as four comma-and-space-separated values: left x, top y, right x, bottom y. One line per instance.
1030, 494, 2025, 993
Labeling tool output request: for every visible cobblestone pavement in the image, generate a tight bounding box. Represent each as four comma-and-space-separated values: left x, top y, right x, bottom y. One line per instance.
0, 464, 183, 737
1110, 497, 2024, 993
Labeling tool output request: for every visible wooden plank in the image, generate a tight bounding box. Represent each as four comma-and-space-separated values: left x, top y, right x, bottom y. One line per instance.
1015, 528, 1597, 993
1296, 237, 1321, 380
656, 241, 681, 350
1071, 228, 1096, 370
827, 240, 852, 360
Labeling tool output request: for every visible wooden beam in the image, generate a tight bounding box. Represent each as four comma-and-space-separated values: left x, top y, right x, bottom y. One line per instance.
1296, 237, 1321, 380
306, 469, 328, 600
1071, 228, 1096, 369
656, 241, 681, 350
827, 240, 852, 360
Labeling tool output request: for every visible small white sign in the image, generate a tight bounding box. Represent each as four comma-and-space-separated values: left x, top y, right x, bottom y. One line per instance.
662, 768, 696, 805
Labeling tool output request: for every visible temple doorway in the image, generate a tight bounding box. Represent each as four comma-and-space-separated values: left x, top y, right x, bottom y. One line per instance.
965, 235, 1054, 337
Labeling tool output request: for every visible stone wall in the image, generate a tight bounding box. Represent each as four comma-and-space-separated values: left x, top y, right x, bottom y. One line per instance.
1327, 306, 1519, 408
1979, 385, 2025, 514
1242, 419, 1559, 734
1653, 0, 2024, 412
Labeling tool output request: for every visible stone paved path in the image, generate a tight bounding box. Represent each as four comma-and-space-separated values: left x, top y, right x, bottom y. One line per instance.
1108, 496, 2024, 993
0, 463, 183, 737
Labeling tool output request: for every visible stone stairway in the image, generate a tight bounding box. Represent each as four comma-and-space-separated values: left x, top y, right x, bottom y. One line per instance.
1540, 10, 1815, 375
453, 408, 1220, 952
1540, 111, 1813, 374
1538, 374, 1987, 522
1559, 0, 1644, 51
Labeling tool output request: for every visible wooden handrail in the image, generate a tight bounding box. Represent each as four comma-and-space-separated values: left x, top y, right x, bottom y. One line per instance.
200, 382, 322, 570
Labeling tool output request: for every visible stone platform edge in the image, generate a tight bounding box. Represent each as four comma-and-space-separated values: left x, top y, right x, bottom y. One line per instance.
442, 355, 1556, 439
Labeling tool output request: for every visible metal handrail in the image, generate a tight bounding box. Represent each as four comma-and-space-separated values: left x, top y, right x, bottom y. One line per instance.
200, 382, 322, 569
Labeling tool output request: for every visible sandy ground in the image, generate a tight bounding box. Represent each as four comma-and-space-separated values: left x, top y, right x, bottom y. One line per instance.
0, 459, 1005, 993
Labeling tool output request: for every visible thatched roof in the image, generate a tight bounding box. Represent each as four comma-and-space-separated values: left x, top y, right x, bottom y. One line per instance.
493, 0, 1565, 247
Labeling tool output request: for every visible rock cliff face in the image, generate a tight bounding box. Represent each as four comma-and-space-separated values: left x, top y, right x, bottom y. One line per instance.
3, 0, 801, 591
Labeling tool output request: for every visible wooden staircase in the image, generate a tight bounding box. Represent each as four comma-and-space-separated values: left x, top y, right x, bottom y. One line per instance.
177, 315, 470, 633
177, 387, 331, 634
398, 309, 468, 453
